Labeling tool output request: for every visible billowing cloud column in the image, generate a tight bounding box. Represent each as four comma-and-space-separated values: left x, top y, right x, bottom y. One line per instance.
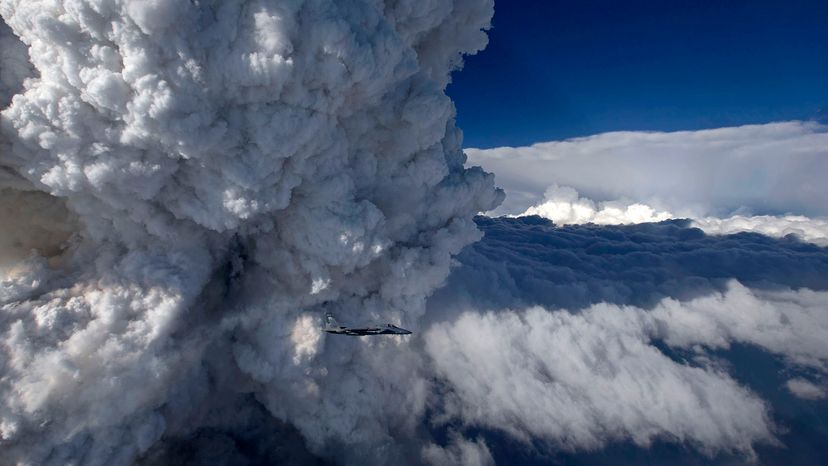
0, 1, 501, 464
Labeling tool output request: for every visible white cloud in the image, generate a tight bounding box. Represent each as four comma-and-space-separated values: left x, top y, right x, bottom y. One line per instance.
785, 378, 826, 400
648, 282, 828, 371
426, 281, 828, 458
422, 435, 495, 466
467, 122, 828, 219
516, 185, 828, 246
692, 215, 828, 247
519, 184, 674, 225
477, 122, 828, 247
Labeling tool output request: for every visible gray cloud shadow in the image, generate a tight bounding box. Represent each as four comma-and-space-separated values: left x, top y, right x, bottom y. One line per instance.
427, 216, 828, 320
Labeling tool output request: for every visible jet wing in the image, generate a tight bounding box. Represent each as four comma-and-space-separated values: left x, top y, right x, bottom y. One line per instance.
343, 326, 383, 336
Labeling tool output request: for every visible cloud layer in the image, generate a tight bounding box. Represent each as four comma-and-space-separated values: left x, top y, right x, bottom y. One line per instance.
519, 185, 828, 246
425, 217, 828, 464
430, 216, 828, 315
426, 280, 828, 459
426, 291, 778, 458
467, 122, 828, 218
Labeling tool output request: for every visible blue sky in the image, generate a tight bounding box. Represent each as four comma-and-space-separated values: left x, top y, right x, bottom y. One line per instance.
448, 0, 828, 148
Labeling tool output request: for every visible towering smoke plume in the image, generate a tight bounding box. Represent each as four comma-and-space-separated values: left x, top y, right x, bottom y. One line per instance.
0, 1, 501, 464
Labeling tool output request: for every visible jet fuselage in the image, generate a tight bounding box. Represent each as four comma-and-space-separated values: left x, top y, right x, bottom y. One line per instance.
323, 313, 412, 336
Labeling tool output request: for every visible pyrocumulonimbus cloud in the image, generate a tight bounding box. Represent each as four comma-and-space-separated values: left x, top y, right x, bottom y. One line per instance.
0, 1, 501, 464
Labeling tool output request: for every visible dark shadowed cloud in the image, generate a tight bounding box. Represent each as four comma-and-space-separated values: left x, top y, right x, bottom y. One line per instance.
429, 216, 828, 315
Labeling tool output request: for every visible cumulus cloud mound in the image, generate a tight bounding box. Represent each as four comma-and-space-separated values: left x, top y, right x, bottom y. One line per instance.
519, 185, 828, 246
0, 2, 501, 464
692, 215, 828, 247
520, 184, 674, 225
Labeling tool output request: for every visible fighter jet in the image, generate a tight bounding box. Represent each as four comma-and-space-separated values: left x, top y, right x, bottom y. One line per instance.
322, 313, 412, 336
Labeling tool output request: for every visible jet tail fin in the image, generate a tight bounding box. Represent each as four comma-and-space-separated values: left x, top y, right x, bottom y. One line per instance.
324, 312, 339, 329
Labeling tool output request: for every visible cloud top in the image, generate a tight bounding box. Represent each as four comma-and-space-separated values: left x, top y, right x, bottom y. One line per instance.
468, 121, 828, 218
